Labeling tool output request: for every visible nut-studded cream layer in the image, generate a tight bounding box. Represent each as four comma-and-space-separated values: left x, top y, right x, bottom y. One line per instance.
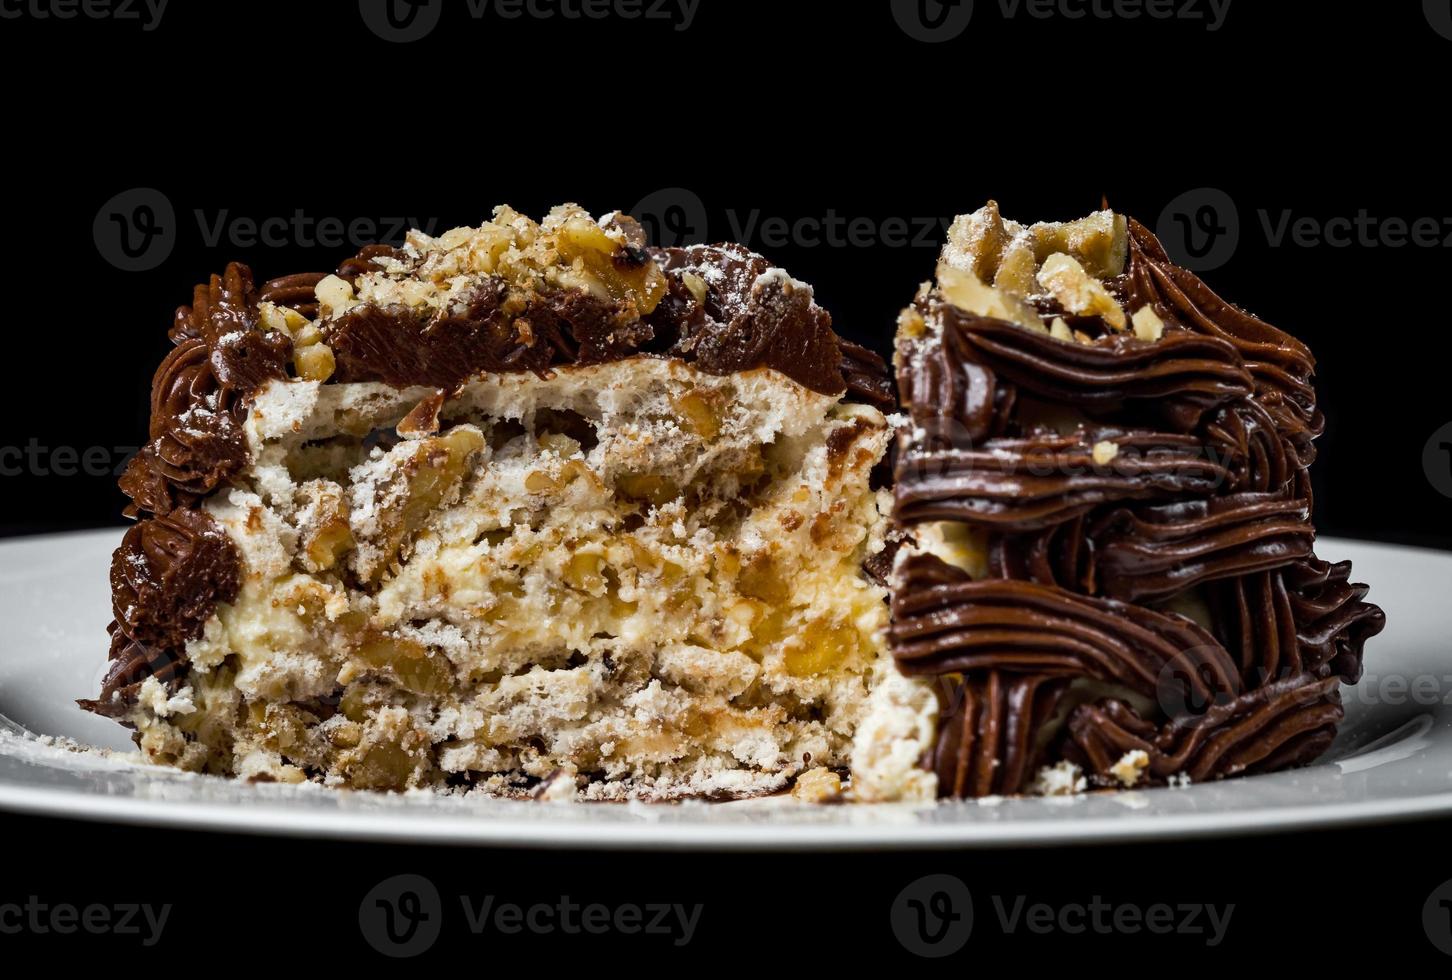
123, 357, 934, 801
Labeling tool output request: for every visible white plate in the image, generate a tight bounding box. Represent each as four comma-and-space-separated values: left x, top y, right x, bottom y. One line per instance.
0, 530, 1448, 850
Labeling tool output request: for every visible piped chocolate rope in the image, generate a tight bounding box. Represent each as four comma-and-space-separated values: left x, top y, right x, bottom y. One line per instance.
892, 214, 1382, 796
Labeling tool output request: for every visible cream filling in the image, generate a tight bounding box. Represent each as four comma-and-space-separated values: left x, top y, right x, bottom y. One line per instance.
132, 359, 938, 801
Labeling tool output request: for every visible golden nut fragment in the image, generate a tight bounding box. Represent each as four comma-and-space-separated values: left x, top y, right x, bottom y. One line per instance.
1036, 253, 1127, 331
293, 342, 336, 383
792, 767, 844, 803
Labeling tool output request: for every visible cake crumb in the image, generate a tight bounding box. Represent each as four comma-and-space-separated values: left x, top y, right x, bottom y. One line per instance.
1109, 750, 1150, 787
1032, 760, 1087, 797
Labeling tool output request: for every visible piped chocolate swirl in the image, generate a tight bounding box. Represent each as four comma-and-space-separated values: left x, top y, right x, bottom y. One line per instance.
889, 201, 1382, 796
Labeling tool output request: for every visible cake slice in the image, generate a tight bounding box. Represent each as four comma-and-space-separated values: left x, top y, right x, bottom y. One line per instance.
890, 203, 1385, 797
84, 205, 935, 802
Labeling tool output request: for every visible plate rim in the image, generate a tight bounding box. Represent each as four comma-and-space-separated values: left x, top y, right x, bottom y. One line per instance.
4, 779, 1452, 850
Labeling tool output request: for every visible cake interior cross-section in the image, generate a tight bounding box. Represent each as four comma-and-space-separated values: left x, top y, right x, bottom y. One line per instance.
85, 205, 938, 802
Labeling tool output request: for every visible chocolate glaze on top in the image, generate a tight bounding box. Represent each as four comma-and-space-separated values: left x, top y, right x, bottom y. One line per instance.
892, 217, 1383, 797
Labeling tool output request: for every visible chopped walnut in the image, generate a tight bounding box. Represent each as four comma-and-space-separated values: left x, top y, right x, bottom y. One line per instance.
1029, 209, 1128, 279
792, 767, 844, 803
1132, 305, 1166, 342
1036, 253, 1127, 331
936, 264, 1045, 332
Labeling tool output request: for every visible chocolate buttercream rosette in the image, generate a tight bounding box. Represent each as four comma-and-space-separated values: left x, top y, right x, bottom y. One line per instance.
889, 203, 1383, 797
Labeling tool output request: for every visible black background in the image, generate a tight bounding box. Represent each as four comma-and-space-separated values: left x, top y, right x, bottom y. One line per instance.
2, 0, 1450, 965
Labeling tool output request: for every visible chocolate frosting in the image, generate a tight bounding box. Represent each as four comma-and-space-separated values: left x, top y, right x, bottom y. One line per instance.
896, 429, 1233, 532
892, 215, 1383, 796
122, 262, 290, 520
109, 508, 241, 653
933, 671, 1067, 799
323, 242, 867, 400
